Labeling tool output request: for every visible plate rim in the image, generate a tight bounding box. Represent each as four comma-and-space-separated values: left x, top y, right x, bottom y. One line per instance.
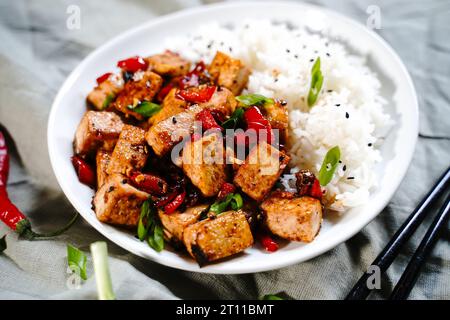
47, 0, 419, 274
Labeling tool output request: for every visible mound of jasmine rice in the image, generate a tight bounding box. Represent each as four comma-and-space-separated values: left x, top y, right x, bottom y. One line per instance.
165, 20, 392, 211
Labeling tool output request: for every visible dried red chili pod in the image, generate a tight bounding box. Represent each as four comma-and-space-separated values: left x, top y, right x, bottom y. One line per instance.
71, 156, 96, 188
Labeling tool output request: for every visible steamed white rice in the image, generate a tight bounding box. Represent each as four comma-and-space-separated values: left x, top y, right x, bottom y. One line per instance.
165, 20, 392, 211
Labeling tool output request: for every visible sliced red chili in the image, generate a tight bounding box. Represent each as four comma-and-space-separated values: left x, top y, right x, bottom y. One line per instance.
309, 178, 323, 200
177, 85, 216, 104
244, 106, 274, 144
0, 131, 9, 189
260, 235, 279, 252
130, 172, 168, 195
217, 182, 236, 200
157, 83, 174, 102
71, 156, 96, 188
195, 109, 222, 131
117, 56, 148, 73
96, 72, 112, 85
164, 191, 186, 214
179, 61, 206, 90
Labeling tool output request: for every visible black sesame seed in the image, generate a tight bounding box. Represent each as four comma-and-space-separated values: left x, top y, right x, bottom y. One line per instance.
229, 47, 233, 52
280, 100, 288, 106
345, 112, 350, 119
343, 165, 347, 171
286, 49, 290, 53
327, 89, 333, 93
310, 58, 314, 62
274, 78, 278, 82
368, 143, 373, 147
347, 176, 355, 180
303, 45, 307, 49
335, 104, 340, 107
294, 54, 298, 59
326, 53, 331, 57
314, 50, 318, 54
339, 160, 342, 163
172, 117, 177, 124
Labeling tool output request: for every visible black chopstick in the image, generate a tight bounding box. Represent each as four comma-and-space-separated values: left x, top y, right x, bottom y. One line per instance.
389, 194, 450, 300
346, 167, 450, 300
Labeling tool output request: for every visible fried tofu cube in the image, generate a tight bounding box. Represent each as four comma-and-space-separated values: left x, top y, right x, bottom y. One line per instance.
107, 125, 148, 176
199, 86, 237, 116
182, 132, 227, 197
260, 192, 322, 242
148, 88, 188, 125
73, 111, 124, 155
183, 211, 254, 265
208, 51, 250, 95
113, 71, 163, 120
146, 50, 191, 77
145, 104, 202, 157
158, 204, 209, 243
92, 174, 149, 227
263, 100, 289, 144
96, 150, 112, 188
233, 141, 290, 201
87, 75, 123, 110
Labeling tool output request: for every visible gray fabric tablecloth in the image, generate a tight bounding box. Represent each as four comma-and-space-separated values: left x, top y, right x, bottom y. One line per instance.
0, 0, 449, 300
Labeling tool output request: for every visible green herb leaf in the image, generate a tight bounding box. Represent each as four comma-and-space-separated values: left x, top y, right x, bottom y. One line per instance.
221, 107, 245, 129
210, 193, 244, 214
137, 200, 150, 241
67, 244, 88, 280
318, 146, 341, 186
90, 241, 115, 300
0, 235, 6, 254
128, 101, 162, 117
236, 94, 274, 107
102, 93, 115, 110
307, 57, 324, 107
147, 223, 164, 252
261, 294, 284, 300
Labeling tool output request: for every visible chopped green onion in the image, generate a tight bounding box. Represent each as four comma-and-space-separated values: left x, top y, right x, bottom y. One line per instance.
137, 200, 164, 252
0, 235, 6, 254
261, 294, 284, 300
128, 101, 161, 117
67, 244, 88, 280
102, 93, 115, 110
318, 146, 341, 186
210, 193, 244, 215
307, 57, 324, 107
236, 94, 274, 107
90, 241, 115, 300
221, 107, 244, 129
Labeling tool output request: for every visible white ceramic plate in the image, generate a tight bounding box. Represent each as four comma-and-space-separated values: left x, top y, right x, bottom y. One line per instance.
48, 1, 418, 274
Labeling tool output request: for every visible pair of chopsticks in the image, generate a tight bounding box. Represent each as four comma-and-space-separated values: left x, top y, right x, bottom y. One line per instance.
346, 167, 450, 300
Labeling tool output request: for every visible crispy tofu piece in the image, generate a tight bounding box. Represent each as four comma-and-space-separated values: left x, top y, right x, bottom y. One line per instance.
199, 86, 237, 116
148, 88, 188, 125
263, 100, 289, 144
158, 204, 209, 243
96, 150, 112, 188
208, 51, 250, 95
87, 75, 123, 110
145, 104, 202, 157
183, 211, 254, 265
73, 111, 124, 155
233, 141, 290, 201
260, 192, 322, 242
182, 132, 227, 197
92, 174, 149, 227
146, 51, 191, 77
107, 125, 148, 176
113, 71, 163, 120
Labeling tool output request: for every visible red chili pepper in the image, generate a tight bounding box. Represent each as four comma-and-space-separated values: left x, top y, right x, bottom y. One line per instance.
157, 83, 174, 102
71, 156, 96, 188
260, 234, 279, 252
309, 178, 323, 200
96, 72, 112, 85
177, 85, 216, 104
155, 192, 176, 208
217, 182, 236, 200
179, 61, 206, 89
0, 130, 78, 239
164, 191, 186, 214
244, 106, 274, 144
195, 109, 222, 131
130, 172, 168, 195
117, 56, 148, 73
